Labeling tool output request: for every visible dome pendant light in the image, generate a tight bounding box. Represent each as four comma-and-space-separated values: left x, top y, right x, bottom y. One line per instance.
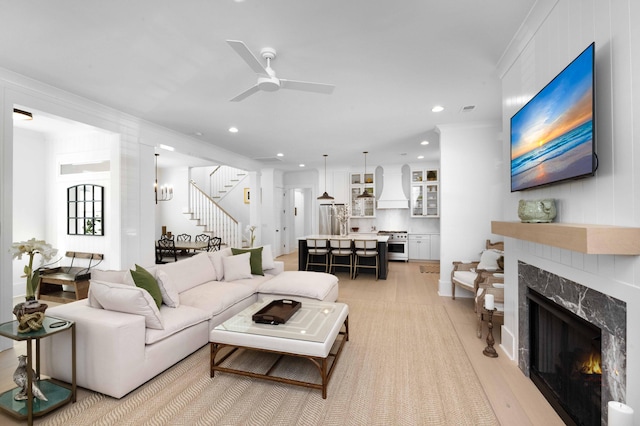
357, 151, 374, 199
317, 154, 335, 200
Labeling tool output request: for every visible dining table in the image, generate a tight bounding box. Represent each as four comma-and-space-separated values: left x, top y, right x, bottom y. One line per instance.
171, 241, 209, 251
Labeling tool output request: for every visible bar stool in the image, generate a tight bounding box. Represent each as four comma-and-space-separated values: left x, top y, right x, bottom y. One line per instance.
353, 239, 379, 280
329, 239, 354, 278
306, 238, 329, 272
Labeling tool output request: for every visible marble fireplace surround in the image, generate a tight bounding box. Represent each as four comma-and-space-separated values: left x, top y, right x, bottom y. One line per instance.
517, 261, 627, 416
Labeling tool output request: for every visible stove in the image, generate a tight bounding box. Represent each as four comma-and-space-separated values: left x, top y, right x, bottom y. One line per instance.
377, 231, 408, 261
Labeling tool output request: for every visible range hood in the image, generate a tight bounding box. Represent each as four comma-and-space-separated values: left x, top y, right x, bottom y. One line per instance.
377, 164, 409, 209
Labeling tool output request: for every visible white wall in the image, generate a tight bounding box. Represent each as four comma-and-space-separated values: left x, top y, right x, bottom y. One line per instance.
437, 122, 503, 296
0, 67, 263, 350
12, 128, 47, 293
498, 0, 640, 413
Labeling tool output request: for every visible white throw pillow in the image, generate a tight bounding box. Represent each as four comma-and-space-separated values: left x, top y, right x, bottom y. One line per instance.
156, 269, 180, 308
261, 244, 276, 270
157, 252, 217, 293
477, 249, 502, 270
222, 252, 252, 281
208, 247, 233, 281
91, 269, 129, 285
89, 280, 164, 329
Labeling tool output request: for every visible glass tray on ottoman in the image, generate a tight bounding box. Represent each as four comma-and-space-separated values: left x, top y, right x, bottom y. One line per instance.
252, 299, 301, 325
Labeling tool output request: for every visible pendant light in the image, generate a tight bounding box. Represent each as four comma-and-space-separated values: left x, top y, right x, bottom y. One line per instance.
317, 154, 335, 200
357, 151, 374, 199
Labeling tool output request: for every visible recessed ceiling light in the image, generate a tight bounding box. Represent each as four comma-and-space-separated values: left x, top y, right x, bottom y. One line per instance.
228, 127, 239, 133
299, 164, 305, 168
277, 153, 284, 157
417, 155, 424, 159
432, 105, 444, 112
420, 140, 429, 145
193, 131, 203, 137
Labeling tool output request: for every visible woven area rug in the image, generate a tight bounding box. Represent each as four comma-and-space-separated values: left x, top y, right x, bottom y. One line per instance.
41, 299, 497, 425
420, 261, 440, 274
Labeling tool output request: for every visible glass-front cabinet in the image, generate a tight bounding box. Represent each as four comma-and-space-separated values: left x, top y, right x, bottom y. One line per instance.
350, 172, 375, 217
411, 169, 439, 217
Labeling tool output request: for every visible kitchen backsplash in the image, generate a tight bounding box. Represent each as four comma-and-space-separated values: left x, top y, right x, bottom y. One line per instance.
350, 209, 440, 233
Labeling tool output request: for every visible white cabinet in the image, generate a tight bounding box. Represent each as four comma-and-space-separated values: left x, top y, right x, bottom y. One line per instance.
409, 234, 440, 260
350, 172, 375, 217
410, 169, 439, 218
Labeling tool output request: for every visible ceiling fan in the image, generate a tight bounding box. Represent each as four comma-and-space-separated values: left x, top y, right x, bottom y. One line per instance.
226, 40, 335, 102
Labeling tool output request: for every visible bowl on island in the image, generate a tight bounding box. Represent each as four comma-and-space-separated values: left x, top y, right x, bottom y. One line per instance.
351, 227, 359, 232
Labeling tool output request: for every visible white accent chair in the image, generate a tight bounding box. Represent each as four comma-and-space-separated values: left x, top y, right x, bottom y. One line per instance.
450, 240, 504, 300
476, 274, 505, 338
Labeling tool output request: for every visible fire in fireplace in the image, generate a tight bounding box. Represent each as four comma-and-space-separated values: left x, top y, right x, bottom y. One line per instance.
528, 289, 602, 426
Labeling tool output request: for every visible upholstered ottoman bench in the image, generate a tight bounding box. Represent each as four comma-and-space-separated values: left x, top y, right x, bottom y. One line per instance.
258, 271, 339, 302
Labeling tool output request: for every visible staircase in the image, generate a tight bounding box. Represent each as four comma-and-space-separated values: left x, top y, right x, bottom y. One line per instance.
209, 165, 247, 201
186, 180, 241, 248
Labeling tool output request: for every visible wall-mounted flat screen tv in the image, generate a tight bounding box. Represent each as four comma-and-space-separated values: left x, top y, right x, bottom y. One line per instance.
510, 42, 597, 192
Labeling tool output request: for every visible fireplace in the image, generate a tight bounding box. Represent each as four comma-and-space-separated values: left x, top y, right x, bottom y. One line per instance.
517, 261, 627, 425
528, 288, 602, 425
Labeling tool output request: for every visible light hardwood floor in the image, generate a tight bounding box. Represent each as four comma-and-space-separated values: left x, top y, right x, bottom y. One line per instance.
0, 253, 565, 425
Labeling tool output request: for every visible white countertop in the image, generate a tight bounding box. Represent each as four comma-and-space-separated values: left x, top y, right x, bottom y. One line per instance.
300, 234, 389, 242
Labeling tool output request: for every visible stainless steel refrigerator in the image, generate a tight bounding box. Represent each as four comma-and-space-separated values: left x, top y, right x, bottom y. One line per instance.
319, 203, 343, 235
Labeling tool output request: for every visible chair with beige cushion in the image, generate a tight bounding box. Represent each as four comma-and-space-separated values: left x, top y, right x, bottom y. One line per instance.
475, 274, 505, 338
353, 239, 379, 280
329, 239, 353, 278
306, 238, 330, 273
450, 240, 504, 300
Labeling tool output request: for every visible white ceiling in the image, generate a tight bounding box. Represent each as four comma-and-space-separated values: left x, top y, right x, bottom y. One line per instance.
3, 0, 534, 170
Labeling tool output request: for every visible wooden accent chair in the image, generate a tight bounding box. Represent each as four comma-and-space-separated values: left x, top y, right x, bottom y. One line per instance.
450, 239, 504, 300
475, 274, 505, 338
195, 234, 210, 251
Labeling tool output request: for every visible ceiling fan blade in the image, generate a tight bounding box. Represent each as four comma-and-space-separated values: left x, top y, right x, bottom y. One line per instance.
279, 79, 335, 94
230, 84, 261, 102
226, 40, 269, 76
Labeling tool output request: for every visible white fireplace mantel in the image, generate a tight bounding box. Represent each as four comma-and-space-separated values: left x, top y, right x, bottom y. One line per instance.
492, 221, 640, 255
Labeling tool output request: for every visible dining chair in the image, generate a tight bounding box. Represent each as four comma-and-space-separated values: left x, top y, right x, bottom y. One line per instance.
329, 239, 353, 278
156, 238, 177, 263
306, 238, 329, 273
195, 234, 211, 251
209, 236, 222, 252
353, 239, 379, 280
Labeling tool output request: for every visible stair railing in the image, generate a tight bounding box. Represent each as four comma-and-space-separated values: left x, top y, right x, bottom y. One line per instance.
188, 180, 241, 248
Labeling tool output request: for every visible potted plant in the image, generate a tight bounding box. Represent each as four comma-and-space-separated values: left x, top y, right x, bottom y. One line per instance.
10, 238, 58, 332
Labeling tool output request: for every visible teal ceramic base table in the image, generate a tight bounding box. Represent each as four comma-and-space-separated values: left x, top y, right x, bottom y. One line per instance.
0, 316, 76, 425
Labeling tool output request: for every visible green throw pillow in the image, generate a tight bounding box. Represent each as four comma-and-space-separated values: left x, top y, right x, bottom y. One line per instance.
130, 264, 163, 309
231, 247, 264, 276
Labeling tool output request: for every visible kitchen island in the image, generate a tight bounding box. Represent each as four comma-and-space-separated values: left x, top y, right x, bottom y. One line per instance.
298, 234, 389, 280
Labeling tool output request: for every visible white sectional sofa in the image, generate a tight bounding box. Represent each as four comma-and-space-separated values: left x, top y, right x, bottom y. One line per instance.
41, 247, 339, 398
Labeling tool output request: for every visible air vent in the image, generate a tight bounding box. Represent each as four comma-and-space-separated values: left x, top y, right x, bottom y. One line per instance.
461, 105, 476, 112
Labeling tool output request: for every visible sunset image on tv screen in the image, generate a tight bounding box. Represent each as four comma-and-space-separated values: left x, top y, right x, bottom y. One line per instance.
510, 44, 594, 192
